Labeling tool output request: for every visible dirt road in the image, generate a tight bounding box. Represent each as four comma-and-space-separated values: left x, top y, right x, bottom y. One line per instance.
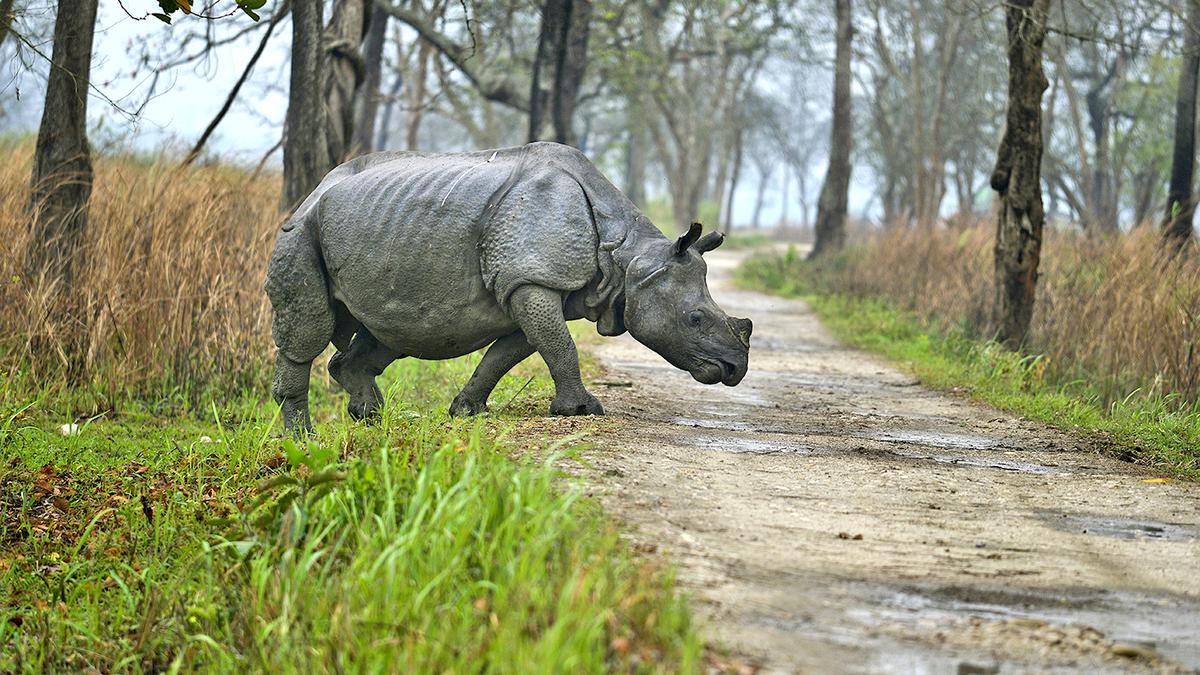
585, 250, 1200, 673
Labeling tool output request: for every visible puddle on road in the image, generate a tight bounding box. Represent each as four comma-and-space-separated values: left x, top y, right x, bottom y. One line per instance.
682, 434, 817, 455
852, 585, 1200, 670
889, 451, 1066, 475
670, 416, 756, 432
1041, 512, 1199, 541
722, 387, 772, 407
755, 370, 900, 397
857, 430, 1067, 474
867, 430, 1002, 450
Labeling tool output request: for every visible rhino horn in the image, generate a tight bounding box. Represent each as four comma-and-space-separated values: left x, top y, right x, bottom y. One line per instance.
673, 222, 703, 257
729, 317, 753, 348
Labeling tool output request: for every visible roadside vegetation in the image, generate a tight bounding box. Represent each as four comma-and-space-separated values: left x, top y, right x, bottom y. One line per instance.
736, 227, 1200, 480
0, 147, 701, 672
715, 232, 776, 251
1, 139, 278, 413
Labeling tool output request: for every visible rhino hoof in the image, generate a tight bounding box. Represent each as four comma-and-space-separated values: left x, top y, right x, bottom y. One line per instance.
550, 394, 604, 417
347, 398, 382, 421
450, 393, 488, 417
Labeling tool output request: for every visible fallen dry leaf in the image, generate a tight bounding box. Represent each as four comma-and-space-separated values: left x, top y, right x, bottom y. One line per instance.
140, 495, 154, 525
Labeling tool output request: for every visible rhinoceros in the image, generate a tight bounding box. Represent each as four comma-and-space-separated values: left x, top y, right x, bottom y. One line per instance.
266, 141, 753, 433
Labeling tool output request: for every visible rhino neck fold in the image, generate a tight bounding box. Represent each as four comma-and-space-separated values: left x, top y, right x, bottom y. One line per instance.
568, 198, 661, 339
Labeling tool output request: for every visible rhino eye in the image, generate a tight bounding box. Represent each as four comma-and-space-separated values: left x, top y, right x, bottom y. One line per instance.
688, 310, 705, 327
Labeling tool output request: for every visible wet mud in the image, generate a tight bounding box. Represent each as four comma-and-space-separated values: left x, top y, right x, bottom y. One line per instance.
579, 250, 1200, 673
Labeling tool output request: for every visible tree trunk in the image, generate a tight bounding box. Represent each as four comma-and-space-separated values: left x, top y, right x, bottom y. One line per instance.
869, 68, 904, 226
27, 0, 99, 285
376, 67, 403, 151
915, 8, 963, 227
990, 0, 1050, 348
352, 4, 389, 155
710, 132, 732, 228
953, 156, 973, 220
1165, 0, 1200, 243
283, 0, 331, 210
712, 95, 749, 230
1086, 80, 1119, 233
551, 0, 591, 145
670, 170, 705, 235
751, 165, 772, 229
724, 127, 744, 229
809, 0, 854, 260
527, 0, 556, 142
405, 41, 431, 149
528, 0, 592, 146
778, 165, 790, 228
324, 0, 367, 164
1132, 167, 1159, 227
0, 0, 14, 51
796, 166, 810, 226
624, 105, 647, 207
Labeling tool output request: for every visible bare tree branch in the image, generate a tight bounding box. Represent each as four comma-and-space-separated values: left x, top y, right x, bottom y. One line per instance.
182, 2, 290, 167
374, 0, 529, 111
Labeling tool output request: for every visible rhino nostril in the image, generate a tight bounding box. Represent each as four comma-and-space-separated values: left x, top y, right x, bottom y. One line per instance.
717, 359, 735, 379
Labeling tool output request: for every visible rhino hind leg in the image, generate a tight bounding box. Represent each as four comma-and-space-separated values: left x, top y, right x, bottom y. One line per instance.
329, 299, 359, 352
328, 329, 399, 420
450, 330, 536, 417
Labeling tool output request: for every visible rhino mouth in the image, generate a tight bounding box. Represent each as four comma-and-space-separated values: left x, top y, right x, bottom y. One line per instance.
692, 358, 746, 387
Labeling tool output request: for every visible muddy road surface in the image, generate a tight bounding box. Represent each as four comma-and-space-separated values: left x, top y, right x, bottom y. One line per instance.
584, 250, 1200, 674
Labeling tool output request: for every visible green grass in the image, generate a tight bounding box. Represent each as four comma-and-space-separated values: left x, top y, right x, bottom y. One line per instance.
736, 250, 1200, 481
0, 342, 701, 672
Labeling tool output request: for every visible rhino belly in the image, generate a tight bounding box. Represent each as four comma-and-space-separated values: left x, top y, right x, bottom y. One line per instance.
329, 249, 516, 360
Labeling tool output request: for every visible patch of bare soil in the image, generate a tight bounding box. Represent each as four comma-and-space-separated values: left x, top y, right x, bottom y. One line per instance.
582, 250, 1200, 674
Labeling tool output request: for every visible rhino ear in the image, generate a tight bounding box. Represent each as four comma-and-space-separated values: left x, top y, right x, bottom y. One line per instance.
693, 231, 724, 254
673, 222, 703, 257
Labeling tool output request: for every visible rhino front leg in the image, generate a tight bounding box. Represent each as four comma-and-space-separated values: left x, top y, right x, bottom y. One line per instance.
451, 331, 537, 416
509, 285, 603, 416
273, 354, 313, 435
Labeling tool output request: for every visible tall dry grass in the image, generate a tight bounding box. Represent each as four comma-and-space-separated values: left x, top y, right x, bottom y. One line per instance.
1, 140, 282, 410
820, 225, 1200, 404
